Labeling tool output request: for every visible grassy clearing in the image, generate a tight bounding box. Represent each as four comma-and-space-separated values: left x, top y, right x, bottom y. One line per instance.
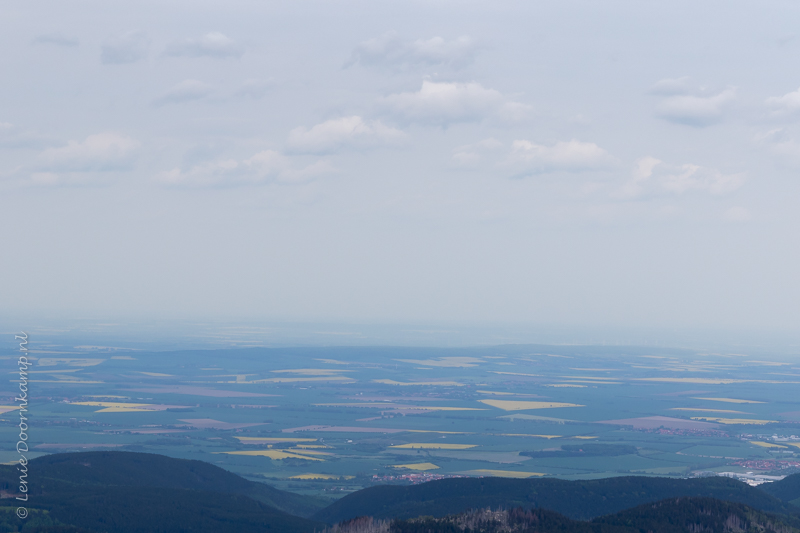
290, 473, 354, 480
218, 450, 325, 461
71, 401, 149, 408
372, 379, 464, 386
499, 433, 561, 439
489, 372, 541, 377
562, 380, 623, 385
394, 357, 485, 368
691, 417, 777, 425
670, 408, 749, 414
314, 403, 483, 411
37, 358, 105, 367
635, 378, 749, 384
461, 469, 546, 478
235, 437, 318, 444
271, 369, 352, 375
390, 443, 477, 450
249, 376, 355, 383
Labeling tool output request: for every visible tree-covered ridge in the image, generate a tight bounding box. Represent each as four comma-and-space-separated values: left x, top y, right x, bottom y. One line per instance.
0, 451, 327, 518
760, 474, 800, 508
0, 452, 798, 533
323, 498, 800, 533
314, 474, 796, 524
0, 452, 327, 533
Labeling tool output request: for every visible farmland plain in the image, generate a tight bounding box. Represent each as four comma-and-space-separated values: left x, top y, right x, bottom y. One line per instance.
1, 342, 799, 497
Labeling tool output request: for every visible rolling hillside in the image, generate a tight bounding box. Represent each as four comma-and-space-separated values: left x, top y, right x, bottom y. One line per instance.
314, 475, 796, 524
326, 497, 800, 533
1, 451, 798, 533
760, 473, 800, 508
0, 451, 327, 518
0, 452, 325, 533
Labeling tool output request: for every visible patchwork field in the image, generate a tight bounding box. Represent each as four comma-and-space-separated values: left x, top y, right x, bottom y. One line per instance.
1, 342, 799, 496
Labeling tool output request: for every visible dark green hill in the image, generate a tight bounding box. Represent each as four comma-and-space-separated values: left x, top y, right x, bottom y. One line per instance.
314, 475, 796, 524
2, 486, 320, 533
595, 497, 800, 533
760, 473, 800, 508
329, 498, 800, 533
0, 451, 325, 518
0, 452, 326, 533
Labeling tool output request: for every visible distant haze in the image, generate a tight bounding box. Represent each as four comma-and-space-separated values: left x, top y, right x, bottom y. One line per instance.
2, 1, 800, 335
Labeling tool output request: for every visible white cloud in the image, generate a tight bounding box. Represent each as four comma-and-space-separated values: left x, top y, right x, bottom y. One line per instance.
101, 31, 149, 65
723, 206, 752, 222
450, 138, 612, 174
754, 128, 800, 164
158, 150, 333, 187
765, 86, 800, 114
616, 156, 661, 198
346, 32, 480, 69
648, 77, 692, 96
32, 33, 79, 47
153, 79, 213, 107
654, 87, 736, 127
39, 133, 140, 172
163, 32, 244, 59
649, 78, 736, 127
286, 116, 405, 154
451, 138, 503, 167
617, 157, 744, 198
380, 80, 532, 126
507, 139, 614, 174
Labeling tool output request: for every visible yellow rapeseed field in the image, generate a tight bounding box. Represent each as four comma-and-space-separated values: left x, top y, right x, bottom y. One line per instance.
391, 463, 440, 470
70, 401, 154, 412
692, 397, 765, 404
479, 400, 583, 411
749, 441, 788, 448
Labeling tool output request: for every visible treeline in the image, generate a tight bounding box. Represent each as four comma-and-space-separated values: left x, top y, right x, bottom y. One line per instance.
314, 473, 798, 523
323, 498, 800, 533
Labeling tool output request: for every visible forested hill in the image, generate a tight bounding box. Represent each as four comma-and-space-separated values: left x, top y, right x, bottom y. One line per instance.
0, 452, 326, 533
760, 473, 800, 508
0, 451, 327, 518
314, 475, 796, 524
325, 497, 800, 533
0, 451, 798, 533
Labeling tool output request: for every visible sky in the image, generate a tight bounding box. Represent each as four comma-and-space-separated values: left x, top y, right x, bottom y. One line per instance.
2, 0, 800, 337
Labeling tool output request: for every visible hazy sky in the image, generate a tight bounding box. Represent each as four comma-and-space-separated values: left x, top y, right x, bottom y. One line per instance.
3, 1, 800, 334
